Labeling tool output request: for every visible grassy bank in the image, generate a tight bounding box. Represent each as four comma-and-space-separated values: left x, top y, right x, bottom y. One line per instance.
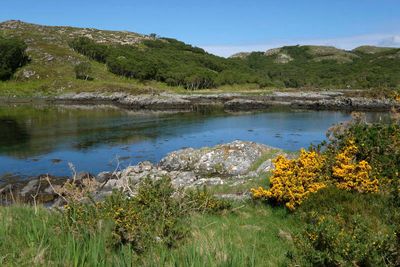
0, 203, 298, 266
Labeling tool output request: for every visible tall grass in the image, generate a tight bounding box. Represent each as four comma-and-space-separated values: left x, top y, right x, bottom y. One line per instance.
0, 203, 299, 266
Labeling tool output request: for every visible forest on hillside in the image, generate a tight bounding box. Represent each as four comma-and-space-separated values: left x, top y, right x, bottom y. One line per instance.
1, 34, 400, 90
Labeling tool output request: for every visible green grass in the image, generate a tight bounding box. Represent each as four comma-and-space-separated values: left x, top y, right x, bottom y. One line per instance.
0, 202, 300, 266
141, 204, 299, 267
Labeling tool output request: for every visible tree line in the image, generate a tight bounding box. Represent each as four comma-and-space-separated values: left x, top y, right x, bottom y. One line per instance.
69, 37, 268, 89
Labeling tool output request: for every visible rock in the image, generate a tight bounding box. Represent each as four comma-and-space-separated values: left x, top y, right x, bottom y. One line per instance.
224, 99, 269, 110
274, 53, 293, 64
20, 179, 40, 197
256, 159, 274, 173
16, 175, 67, 204
96, 171, 115, 183
159, 148, 199, 171
192, 178, 224, 186
1, 141, 285, 205
160, 141, 279, 177
53, 91, 400, 112
22, 70, 36, 79
118, 93, 191, 110
170, 171, 197, 187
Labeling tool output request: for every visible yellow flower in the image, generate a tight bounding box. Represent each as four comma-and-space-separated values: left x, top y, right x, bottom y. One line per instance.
251, 149, 326, 210
333, 139, 379, 193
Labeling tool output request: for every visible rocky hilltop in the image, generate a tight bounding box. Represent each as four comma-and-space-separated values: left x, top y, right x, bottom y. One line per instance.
0, 141, 284, 206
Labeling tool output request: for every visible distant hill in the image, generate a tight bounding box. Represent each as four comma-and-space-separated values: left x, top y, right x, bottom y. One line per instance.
233, 45, 400, 88
0, 20, 399, 95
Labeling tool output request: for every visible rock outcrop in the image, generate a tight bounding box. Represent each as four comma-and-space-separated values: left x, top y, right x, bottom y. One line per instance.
0, 141, 283, 206
52, 91, 400, 112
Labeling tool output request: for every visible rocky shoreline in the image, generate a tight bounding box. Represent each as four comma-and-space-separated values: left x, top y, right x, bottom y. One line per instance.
0, 141, 285, 207
49, 91, 400, 111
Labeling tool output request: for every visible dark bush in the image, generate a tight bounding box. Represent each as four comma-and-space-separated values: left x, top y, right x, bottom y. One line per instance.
0, 36, 28, 80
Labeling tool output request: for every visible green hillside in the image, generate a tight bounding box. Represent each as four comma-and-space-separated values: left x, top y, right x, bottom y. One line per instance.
0, 20, 399, 96
241, 45, 400, 89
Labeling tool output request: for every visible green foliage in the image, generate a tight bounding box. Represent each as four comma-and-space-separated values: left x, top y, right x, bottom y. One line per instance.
74, 61, 93, 80
323, 118, 400, 180
69, 37, 266, 90
64, 177, 190, 253
0, 36, 28, 80
242, 46, 400, 89
293, 187, 400, 266
71, 38, 400, 90
69, 37, 109, 62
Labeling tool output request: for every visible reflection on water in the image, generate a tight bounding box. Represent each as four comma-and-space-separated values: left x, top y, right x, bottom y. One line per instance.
0, 104, 389, 179
0, 117, 30, 147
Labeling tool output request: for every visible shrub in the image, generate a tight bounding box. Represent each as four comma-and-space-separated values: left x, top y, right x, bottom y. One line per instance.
74, 62, 93, 80
63, 177, 190, 253
298, 213, 397, 266
326, 119, 400, 181
293, 187, 399, 266
251, 149, 327, 210
184, 187, 232, 214
0, 36, 28, 80
62, 177, 232, 253
332, 139, 379, 193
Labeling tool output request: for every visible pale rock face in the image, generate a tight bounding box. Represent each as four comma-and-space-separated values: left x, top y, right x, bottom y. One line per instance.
160, 140, 277, 177
99, 141, 282, 195
274, 53, 293, 64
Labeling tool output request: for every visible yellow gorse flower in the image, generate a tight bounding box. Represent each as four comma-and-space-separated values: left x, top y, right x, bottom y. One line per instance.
332, 139, 379, 193
251, 149, 326, 211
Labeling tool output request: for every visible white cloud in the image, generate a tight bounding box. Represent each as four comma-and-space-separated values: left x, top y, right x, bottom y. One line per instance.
379, 35, 400, 47
200, 33, 400, 57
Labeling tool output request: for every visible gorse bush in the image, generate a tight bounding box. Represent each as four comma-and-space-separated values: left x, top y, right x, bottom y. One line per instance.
293, 187, 400, 266
332, 139, 379, 193
326, 119, 400, 181
251, 119, 400, 211
251, 149, 327, 211
249, 119, 400, 265
64, 177, 190, 253
63, 177, 232, 253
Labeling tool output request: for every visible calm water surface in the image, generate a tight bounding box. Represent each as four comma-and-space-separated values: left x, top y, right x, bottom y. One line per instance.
0, 104, 388, 179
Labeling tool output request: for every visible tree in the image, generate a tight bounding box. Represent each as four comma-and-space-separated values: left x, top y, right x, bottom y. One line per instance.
0, 36, 28, 81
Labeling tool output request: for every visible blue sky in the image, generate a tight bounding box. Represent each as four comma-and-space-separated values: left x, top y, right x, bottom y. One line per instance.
1, 0, 399, 56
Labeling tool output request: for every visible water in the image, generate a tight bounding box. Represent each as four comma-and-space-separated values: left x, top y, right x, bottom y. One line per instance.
0, 104, 388, 179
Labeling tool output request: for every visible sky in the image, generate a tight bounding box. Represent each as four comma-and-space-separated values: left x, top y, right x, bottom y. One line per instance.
1, 0, 399, 57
